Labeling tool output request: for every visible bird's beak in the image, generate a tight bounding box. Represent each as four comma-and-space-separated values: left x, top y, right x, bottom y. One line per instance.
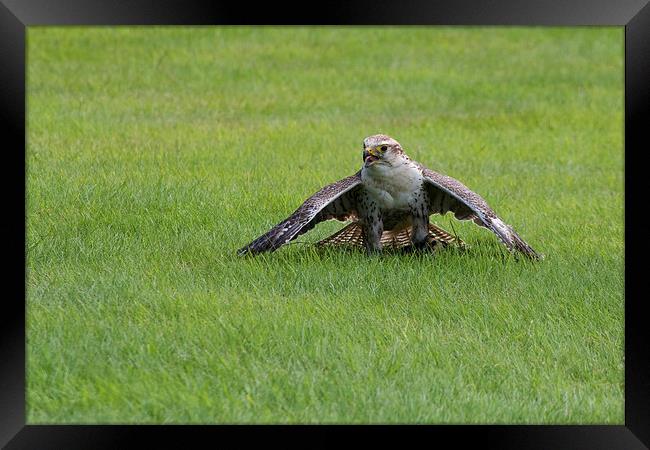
363, 147, 380, 164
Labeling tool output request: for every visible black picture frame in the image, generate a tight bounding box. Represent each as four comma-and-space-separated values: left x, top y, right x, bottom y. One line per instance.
2, 1, 648, 447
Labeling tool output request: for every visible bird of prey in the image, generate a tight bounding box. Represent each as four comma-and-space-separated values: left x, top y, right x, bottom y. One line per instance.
238, 134, 540, 259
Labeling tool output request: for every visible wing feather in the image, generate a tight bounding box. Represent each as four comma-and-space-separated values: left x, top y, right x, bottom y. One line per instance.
418, 164, 541, 260
238, 172, 362, 255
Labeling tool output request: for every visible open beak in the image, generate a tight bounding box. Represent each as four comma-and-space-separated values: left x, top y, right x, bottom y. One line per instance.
363, 147, 380, 164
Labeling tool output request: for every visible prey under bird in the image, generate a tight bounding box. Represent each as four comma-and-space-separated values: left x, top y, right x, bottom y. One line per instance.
238, 134, 540, 259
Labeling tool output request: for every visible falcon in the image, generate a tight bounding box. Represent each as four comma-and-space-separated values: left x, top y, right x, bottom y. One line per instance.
238, 134, 540, 259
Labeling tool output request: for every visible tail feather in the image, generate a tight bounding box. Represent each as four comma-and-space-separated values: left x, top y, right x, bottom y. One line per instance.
317, 222, 463, 249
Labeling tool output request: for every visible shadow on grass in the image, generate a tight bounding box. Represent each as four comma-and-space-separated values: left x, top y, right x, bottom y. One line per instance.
230, 238, 541, 265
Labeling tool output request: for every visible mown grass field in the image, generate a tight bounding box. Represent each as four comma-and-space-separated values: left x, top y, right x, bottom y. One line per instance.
26, 27, 624, 423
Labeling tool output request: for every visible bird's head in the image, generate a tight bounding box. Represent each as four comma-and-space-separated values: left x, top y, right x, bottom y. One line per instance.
362, 134, 408, 168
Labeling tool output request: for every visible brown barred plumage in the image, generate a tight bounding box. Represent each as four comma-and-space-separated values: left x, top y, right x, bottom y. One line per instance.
237, 172, 362, 255
316, 222, 464, 250
417, 165, 541, 259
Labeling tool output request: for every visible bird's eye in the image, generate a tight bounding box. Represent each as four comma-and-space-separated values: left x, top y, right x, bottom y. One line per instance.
380, 145, 387, 151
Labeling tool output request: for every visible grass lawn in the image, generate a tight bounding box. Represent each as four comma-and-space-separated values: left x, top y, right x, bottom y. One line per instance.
26, 27, 624, 423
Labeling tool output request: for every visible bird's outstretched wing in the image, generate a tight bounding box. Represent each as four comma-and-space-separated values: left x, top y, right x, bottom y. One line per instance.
418, 164, 541, 259
238, 172, 362, 255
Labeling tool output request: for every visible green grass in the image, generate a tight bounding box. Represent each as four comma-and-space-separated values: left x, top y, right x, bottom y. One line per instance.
26, 27, 624, 423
